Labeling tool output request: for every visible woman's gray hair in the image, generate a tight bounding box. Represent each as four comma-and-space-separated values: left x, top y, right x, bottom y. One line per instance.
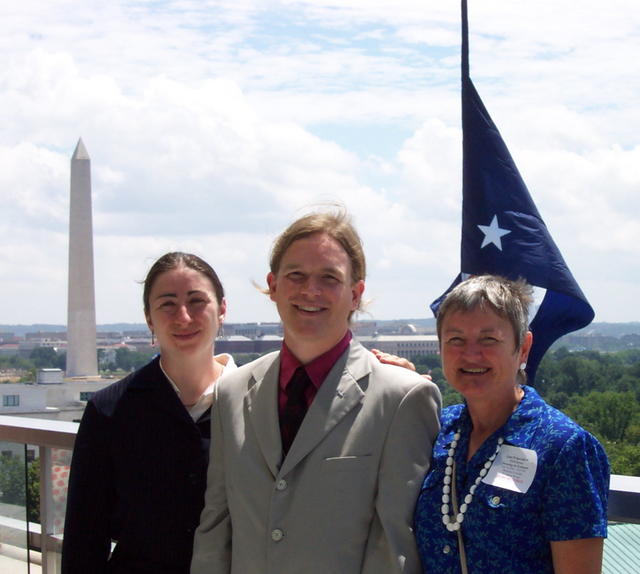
436, 275, 533, 351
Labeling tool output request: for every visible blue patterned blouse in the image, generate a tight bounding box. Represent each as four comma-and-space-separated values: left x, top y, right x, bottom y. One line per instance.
414, 386, 609, 574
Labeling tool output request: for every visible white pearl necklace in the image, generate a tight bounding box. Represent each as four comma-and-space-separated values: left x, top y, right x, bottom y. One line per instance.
441, 430, 504, 532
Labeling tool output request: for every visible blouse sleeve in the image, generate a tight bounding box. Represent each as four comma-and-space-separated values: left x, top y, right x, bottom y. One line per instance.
542, 430, 610, 541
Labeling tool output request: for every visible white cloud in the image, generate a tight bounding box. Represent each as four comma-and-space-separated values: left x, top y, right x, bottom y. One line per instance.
0, 0, 638, 325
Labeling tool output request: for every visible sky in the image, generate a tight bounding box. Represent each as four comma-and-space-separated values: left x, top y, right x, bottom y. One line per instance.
1, 0, 639, 326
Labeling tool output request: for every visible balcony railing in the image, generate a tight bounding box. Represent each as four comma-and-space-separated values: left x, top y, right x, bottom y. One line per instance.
1, 414, 639, 573
1, 415, 77, 573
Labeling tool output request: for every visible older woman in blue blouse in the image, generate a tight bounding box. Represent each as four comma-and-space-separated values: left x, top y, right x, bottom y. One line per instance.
414, 275, 609, 574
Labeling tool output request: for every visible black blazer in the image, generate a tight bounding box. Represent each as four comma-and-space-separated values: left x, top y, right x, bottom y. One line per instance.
62, 357, 211, 574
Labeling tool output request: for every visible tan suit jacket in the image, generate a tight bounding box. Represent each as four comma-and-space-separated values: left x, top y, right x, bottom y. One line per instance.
191, 340, 441, 574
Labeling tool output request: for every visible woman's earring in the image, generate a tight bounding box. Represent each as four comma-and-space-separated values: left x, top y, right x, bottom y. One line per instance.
519, 362, 527, 371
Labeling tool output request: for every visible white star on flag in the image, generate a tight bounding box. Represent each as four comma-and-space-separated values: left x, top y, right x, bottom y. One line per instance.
478, 215, 511, 250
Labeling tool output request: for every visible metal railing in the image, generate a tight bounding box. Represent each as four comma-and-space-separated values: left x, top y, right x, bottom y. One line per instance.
1, 415, 639, 573
608, 473, 640, 523
1, 415, 77, 573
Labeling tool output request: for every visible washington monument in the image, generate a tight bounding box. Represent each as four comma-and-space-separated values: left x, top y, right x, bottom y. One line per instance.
66, 138, 98, 377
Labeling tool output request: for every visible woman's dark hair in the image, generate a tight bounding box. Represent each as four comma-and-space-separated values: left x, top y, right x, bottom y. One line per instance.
143, 252, 224, 317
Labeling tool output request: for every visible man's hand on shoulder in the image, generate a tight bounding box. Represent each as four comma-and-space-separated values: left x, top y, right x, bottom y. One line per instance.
370, 348, 432, 381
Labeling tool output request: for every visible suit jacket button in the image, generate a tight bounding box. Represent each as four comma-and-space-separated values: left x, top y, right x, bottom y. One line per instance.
276, 479, 287, 491
271, 528, 284, 542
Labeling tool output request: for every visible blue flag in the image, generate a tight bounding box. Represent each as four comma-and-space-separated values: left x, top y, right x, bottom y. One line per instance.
431, 0, 594, 381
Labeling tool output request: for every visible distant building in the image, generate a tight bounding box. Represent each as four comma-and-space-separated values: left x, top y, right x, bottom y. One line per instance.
224, 323, 283, 338
0, 332, 19, 344
123, 340, 155, 354
123, 329, 152, 339
357, 335, 440, 359
0, 379, 112, 421
216, 335, 283, 355
98, 343, 144, 366
0, 344, 19, 357
0, 384, 48, 414
351, 321, 378, 337
398, 324, 418, 335
96, 331, 127, 344
25, 331, 67, 341
18, 339, 65, 357
353, 320, 436, 337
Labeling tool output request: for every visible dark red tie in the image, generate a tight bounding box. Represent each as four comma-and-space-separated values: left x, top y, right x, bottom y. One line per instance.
280, 366, 312, 456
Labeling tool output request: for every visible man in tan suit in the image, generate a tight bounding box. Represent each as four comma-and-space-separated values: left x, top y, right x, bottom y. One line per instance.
191, 210, 441, 574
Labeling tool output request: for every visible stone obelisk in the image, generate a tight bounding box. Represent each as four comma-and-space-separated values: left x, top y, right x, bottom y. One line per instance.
66, 138, 98, 377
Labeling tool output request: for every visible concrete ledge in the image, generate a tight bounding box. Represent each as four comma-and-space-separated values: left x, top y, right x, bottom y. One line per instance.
0, 415, 77, 450
609, 474, 640, 524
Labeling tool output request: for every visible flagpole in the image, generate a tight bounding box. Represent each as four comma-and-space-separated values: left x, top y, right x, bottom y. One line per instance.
461, 0, 469, 79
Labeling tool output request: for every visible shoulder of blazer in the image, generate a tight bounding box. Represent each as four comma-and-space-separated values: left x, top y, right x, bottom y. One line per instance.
355, 343, 434, 393
346, 339, 423, 383
89, 356, 164, 417
216, 350, 280, 391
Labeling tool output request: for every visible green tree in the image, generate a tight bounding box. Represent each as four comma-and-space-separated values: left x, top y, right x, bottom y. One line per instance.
626, 423, 640, 445
602, 440, 640, 476
565, 391, 639, 442
412, 353, 442, 372
19, 368, 37, 382
440, 387, 463, 408
618, 348, 640, 366
27, 458, 40, 523
612, 374, 640, 399
56, 351, 67, 370
552, 347, 571, 361
534, 354, 560, 396
559, 356, 606, 395
0, 355, 33, 370
29, 347, 61, 368
428, 367, 446, 388
114, 348, 155, 371
544, 391, 570, 411
234, 353, 261, 367
0, 454, 25, 505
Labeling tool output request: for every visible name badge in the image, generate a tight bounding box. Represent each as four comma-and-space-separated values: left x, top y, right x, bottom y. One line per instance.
482, 445, 537, 494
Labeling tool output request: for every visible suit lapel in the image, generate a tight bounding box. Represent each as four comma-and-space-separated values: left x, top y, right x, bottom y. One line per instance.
279, 341, 371, 476
246, 354, 283, 478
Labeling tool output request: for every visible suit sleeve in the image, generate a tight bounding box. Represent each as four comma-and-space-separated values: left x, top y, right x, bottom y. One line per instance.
61, 401, 114, 574
191, 382, 232, 574
362, 378, 442, 574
